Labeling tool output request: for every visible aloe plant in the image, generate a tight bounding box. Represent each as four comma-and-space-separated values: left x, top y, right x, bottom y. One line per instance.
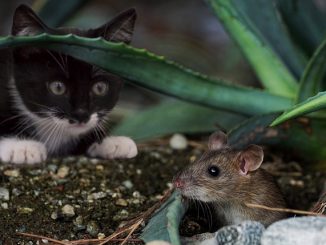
1, 0, 325, 243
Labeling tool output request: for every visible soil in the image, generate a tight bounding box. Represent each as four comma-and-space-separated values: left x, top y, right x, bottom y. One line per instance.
0, 143, 325, 244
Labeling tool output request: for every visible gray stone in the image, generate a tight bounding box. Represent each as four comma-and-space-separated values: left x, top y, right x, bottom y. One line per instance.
215, 221, 265, 245
122, 180, 134, 189
261, 216, 326, 245
181, 221, 264, 245
0, 187, 9, 201
86, 221, 100, 236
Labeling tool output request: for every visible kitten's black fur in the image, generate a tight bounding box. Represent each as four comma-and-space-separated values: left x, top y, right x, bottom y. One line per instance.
0, 5, 136, 156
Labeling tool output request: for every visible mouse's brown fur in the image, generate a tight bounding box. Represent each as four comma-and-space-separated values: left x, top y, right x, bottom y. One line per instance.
174, 131, 286, 227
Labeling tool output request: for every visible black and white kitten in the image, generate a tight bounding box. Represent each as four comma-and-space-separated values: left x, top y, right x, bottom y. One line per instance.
0, 5, 138, 164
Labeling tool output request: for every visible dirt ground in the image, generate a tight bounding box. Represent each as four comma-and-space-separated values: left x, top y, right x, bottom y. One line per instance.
0, 142, 325, 244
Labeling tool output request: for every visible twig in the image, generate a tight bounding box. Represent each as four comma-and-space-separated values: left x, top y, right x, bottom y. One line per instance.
71, 238, 143, 244
121, 219, 143, 245
116, 189, 173, 229
16, 232, 70, 245
245, 203, 326, 216
98, 227, 131, 245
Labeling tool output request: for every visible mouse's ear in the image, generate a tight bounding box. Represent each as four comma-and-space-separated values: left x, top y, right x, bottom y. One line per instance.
93, 8, 137, 44
12, 4, 49, 36
239, 145, 264, 176
208, 131, 228, 150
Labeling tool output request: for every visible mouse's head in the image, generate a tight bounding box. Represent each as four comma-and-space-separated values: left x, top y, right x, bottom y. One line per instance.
174, 131, 264, 203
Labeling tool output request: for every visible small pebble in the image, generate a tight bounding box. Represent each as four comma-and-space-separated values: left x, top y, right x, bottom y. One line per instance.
115, 198, 128, 207
0, 187, 10, 201
61, 204, 75, 217
51, 211, 59, 220
122, 180, 133, 189
132, 191, 141, 198
90, 159, 100, 164
56, 166, 70, 178
87, 191, 107, 200
78, 156, 89, 164
73, 216, 86, 231
112, 192, 122, 198
12, 188, 22, 197
289, 179, 304, 187
120, 209, 129, 216
169, 134, 188, 150
63, 156, 76, 163
1, 202, 8, 209
47, 164, 58, 173
73, 215, 84, 226
4, 169, 20, 177
96, 165, 104, 171
86, 221, 100, 237
17, 207, 34, 214
166, 182, 173, 189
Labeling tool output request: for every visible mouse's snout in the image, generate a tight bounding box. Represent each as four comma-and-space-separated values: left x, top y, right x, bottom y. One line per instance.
173, 177, 185, 189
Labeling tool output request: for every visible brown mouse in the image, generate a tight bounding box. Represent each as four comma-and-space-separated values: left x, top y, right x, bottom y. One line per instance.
174, 131, 286, 227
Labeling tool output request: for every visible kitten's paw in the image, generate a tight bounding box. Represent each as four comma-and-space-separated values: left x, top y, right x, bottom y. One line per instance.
0, 138, 47, 164
87, 136, 138, 159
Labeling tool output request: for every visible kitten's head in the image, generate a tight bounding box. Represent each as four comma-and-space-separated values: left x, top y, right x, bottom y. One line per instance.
10, 5, 136, 137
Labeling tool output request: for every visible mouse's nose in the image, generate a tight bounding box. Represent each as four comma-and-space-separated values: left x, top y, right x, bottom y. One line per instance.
173, 178, 185, 189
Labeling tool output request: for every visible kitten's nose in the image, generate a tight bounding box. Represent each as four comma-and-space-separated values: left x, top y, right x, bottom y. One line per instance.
70, 109, 90, 124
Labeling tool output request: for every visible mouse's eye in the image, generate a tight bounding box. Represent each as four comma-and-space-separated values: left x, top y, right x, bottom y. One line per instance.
208, 166, 220, 177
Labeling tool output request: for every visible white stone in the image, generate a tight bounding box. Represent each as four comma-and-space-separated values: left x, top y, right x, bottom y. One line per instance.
169, 134, 188, 150
61, 204, 75, 217
146, 241, 171, 245
262, 217, 326, 245
1, 202, 8, 209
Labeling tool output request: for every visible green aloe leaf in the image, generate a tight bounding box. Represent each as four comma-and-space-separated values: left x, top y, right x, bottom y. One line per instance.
276, 0, 326, 55
113, 100, 246, 140
271, 92, 326, 126
38, 0, 89, 27
228, 113, 326, 161
0, 34, 292, 115
298, 38, 326, 102
233, 0, 306, 78
228, 113, 280, 148
140, 191, 186, 245
207, 0, 298, 97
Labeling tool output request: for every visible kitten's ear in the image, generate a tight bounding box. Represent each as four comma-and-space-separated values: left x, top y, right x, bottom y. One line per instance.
239, 145, 264, 176
94, 8, 137, 43
12, 4, 48, 36
208, 131, 228, 151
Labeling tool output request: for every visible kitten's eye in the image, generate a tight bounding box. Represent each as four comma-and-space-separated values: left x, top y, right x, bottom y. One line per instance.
48, 81, 66, 95
208, 166, 220, 177
92, 82, 109, 96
